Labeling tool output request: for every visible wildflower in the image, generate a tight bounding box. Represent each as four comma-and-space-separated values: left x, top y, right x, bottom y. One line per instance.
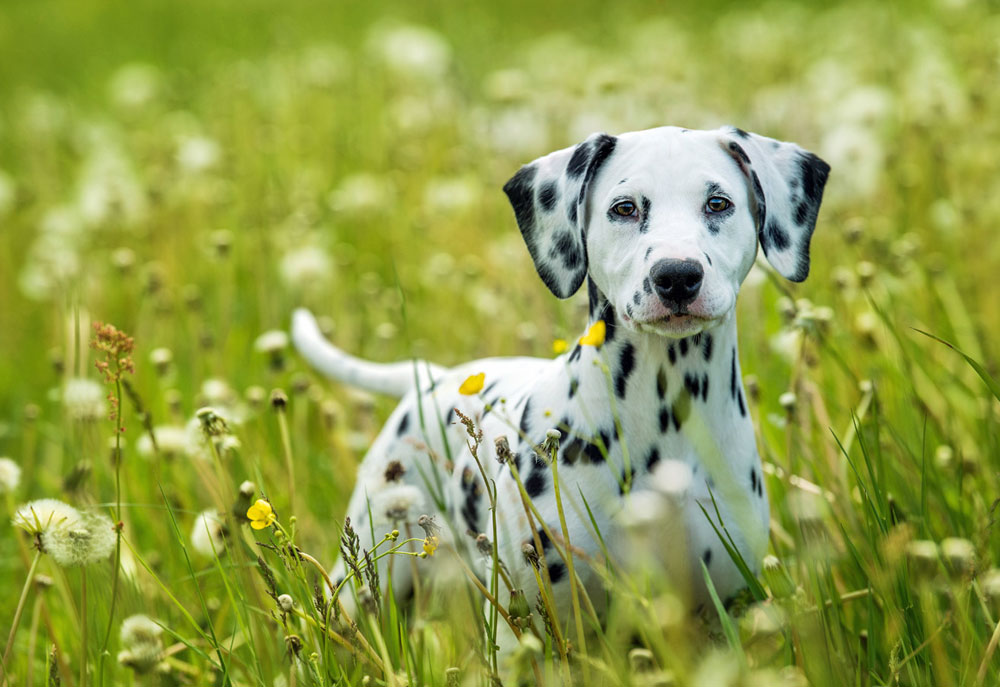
372, 485, 424, 523
62, 378, 107, 422
191, 509, 228, 556
422, 536, 439, 556
254, 330, 290, 370
552, 338, 568, 354
0, 457, 21, 493
279, 245, 333, 293
13, 499, 83, 537
247, 500, 276, 530
117, 614, 163, 674
277, 594, 295, 612
458, 372, 485, 395
778, 392, 797, 412
43, 511, 116, 567
136, 425, 187, 460
368, 24, 451, 80
176, 135, 221, 173
941, 537, 975, 577
578, 320, 606, 346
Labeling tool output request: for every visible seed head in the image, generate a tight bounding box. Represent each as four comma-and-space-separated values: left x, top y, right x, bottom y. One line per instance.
761, 555, 796, 599
13, 499, 83, 538
475, 533, 492, 556
43, 510, 116, 568
118, 614, 164, 674
0, 457, 21, 494
278, 594, 294, 613
941, 537, 975, 578
417, 514, 441, 538
190, 509, 228, 557
494, 435, 513, 465
521, 541, 540, 569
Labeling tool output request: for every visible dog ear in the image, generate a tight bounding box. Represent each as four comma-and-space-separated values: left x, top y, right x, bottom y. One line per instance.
503, 133, 618, 298
719, 127, 830, 282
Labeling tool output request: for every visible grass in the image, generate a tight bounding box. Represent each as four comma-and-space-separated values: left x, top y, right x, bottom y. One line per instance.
1, 0, 999, 684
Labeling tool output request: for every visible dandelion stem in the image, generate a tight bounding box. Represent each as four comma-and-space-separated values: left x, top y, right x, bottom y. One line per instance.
79, 569, 87, 687
1, 549, 42, 686
549, 442, 588, 682
275, 402, 297, 516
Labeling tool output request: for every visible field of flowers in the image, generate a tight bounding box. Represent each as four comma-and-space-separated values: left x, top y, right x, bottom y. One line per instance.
1, 0, 999, 685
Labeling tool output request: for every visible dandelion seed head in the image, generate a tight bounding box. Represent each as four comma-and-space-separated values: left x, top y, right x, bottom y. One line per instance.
279, 245, 334, 293
368, 24, 451, 80
136, 425, 187, 460
43, 511, 116, 567
0, 457, 21, 493
372, 484, 424, 523
190, 509, 227, 557
13, 499, 83, 536
62, 378, 107, 422
254, 330, 289, 354
118, 614, 164, 674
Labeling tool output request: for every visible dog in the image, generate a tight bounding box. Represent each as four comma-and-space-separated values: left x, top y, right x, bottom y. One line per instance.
292, 124, 829, 650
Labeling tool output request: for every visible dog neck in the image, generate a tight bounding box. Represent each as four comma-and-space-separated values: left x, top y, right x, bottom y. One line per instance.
562, 279, 754, 470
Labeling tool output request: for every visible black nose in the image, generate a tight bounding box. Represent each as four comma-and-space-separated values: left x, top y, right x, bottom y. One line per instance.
650, 258, 704, 310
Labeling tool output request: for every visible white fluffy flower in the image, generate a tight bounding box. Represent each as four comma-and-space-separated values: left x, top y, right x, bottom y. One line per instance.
62, 378, 107, 422
279, 245, 334, 292
118, 614, 164, 673
372, 484, 425, 524
190, 509, 228, 557
0, 457, 21, 493
13, 499, 83, 535
368, 24, 451, 80
136, 425, 188, 460
254, 330, 290, 354
176, 136, 221, 173
42, 510, 116, 567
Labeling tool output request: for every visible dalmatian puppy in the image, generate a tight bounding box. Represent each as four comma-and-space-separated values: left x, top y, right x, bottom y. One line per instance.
292, 125, 829, 646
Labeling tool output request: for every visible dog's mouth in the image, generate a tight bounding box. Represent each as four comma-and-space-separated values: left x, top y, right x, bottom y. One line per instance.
626, 311, 715, 338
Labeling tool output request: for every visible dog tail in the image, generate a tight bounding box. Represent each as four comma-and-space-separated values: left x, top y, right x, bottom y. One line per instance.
291, 308, 444, 398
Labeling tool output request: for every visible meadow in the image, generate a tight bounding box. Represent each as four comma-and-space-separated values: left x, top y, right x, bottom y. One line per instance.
1, 0, 999, 685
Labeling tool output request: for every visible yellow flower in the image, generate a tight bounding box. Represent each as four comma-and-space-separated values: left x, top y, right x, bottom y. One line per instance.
552, 338, 568, 354
459, 372, 485, 395
578, 320, 606, 347
422, 536, 439, 556
246, 499, 276, 530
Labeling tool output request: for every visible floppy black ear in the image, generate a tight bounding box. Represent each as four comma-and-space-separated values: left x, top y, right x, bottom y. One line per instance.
503, 133, 618, 298
720, 127, 830, 282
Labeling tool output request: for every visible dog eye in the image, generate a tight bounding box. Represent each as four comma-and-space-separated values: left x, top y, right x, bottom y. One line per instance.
705, 197, 731, 213
611, 200, 637, 217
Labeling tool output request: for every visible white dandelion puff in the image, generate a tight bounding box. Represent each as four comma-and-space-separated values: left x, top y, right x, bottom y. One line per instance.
13, 499, 83, 536
117, 614, 164, 674
62, 378, 107, 422
42, 510, 116, 567
368, 24, 451, 80
0, 457, 21, 494
136, 425, 188, 460
372, 485, 425, 524
176, 135, 221, 173
279, 245, 334, 292
190, 509, 228, 557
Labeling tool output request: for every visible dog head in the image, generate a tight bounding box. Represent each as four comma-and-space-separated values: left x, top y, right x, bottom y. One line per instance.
503, 126, 830, 338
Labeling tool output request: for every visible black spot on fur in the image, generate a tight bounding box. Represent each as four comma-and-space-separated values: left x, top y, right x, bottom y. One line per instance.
738, 390, 747, 417
703, 548, 713, 566
568, 377, 579, 399
750, 468, 757, 492
547, 561, 566, 584
645, 246, 653, 261
732, 127, 750, 139
656, 367, 667, 398
632, 291, 641, 307
795, 201, 809, 226
525, 468, 547, 498
668, 344, 677, 366
566, 143, 591, 178
539, 180, 558, 211
384, 460, 405, 482
799, 153, 830, 205
702, 373, 710, 400
396, 412, 410, 436
598, 303, 617, 343
703, 252, 713, 266
550, 231, 581, 271
646, 447, 661, 470
679, 338, 689, 357
536, 528, 552, 551
446, 407, 456, 425
619, 466, 636, 495
503, 165, 538, 239
703, 334, 713, 361
730, 349, 738, 399
584, 433, 607, 463
643, 277, 652, 294
763, 219, 791, 252
728, 141, 751, 165
659, 406, 671, 433
461, 491, 479, 531
561, 438, 584, 465
684, 373, 700, 398
638, 196, 651, 234
750, 170, 767, 232
519, 398, 532, 437
567, 201, 578, 225
568, 344, 582, 363
587, 276, 602, 318
615, 343, 636, 399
